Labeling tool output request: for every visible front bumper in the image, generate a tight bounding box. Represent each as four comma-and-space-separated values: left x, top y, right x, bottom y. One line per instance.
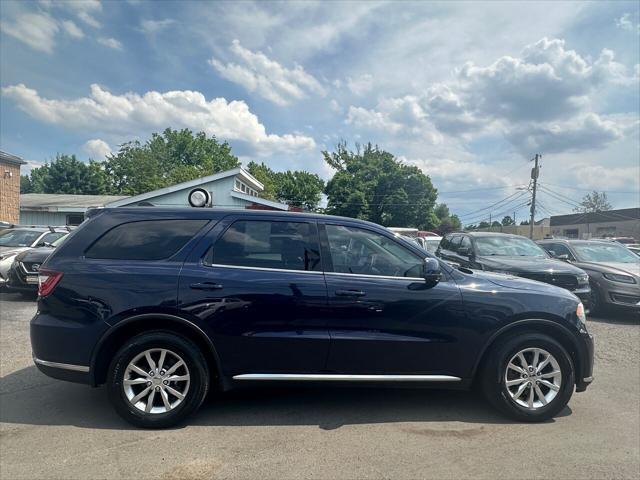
6, 261, 38, 293
575, 329, 594, 392
600, 283, 640, 310
572, 287, 592, 309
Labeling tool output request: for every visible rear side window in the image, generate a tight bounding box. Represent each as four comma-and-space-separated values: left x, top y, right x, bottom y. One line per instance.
86, 220, 208, 260
207, 220, 321, 271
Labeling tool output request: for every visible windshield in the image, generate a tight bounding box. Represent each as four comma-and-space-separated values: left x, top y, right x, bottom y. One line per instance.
424, 238, 442, 253
0, 229, 42, 247
572, 242, 640, 264
475, 236, 548, 257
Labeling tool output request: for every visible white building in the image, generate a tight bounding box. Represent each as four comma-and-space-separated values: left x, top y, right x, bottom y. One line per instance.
20, 167, 289, 226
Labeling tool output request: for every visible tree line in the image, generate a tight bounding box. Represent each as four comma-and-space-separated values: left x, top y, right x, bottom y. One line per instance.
21, 128, 461, 233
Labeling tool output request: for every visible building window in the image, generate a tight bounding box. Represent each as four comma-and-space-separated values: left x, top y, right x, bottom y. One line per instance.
235, 179, 241, 190
66, 214, 85, 226
563, 229, 579, 239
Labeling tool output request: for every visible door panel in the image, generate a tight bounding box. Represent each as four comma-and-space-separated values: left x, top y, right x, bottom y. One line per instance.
320, 223, 466, 376
178, 216, 330, 375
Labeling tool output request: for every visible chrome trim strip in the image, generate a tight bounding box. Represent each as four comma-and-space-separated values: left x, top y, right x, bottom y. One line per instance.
34, 358, 90, 372
324, 272, 425, 281
208, 263, 323, 275
232, 373, 461, 382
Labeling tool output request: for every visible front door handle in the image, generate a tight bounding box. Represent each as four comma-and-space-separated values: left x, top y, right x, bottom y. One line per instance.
190, 282, 223, 290
335, 289, 366, 297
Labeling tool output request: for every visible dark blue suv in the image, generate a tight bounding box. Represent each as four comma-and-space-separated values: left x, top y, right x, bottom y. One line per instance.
31, 208, 594, 428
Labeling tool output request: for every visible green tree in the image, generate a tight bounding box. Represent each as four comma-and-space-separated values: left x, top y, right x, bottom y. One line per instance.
25, 154, 110, 194
323, 143, 438, 229
520, 220, 530, 225
478, 221, 491, 228
501, 215, 515, 226
573, 191, 612, 213
247, 161, 325, 210
20, 175, 33, 193
437, 214, 462, 235
104, 128, 240, 195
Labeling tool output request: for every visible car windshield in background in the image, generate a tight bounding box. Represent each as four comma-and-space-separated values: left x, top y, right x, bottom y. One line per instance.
475, 236, 548, 257
50, 235, 68, 247
424, 238, 441, 253
0, 230, 41, 247
572, 242, 640, 264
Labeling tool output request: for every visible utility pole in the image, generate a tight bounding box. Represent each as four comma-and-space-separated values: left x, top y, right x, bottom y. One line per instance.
529, 154, 541, 239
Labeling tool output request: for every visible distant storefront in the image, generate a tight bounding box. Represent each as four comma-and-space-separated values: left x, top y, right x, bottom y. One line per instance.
550, 208, 640, 241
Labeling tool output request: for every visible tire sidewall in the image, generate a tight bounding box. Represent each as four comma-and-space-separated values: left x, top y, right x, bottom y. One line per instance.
108, 331, 209, 429
485, 333, 575, 422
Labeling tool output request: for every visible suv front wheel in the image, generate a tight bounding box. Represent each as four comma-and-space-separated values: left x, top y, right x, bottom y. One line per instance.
481, 333, 575, 422
107, 331, 210, 428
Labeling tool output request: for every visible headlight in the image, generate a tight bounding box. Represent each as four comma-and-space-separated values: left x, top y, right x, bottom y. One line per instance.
576, 302, 586, 325
603, 273, 636, 284
0, 252, 17, 261
577, 274, 589, 284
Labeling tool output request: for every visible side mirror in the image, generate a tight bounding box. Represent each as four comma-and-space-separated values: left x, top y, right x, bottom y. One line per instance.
457, 246, 470, 256
36, 241, 46, 247
423, 258, 442, 286
556, 254, 570, 261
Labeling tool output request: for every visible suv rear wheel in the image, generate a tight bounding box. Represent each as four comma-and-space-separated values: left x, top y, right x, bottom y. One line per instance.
481, 333, 575, 422
107, 331, 209, 428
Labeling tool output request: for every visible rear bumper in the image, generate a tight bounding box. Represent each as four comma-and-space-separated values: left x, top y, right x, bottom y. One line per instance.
30, 312, 108, 385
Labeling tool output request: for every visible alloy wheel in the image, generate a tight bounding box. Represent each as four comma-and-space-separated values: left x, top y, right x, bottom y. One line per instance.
504, 347, 562, 410
123, 348, 191, 414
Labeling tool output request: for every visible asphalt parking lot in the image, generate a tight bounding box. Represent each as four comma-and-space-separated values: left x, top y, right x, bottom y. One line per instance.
0, 292, 638, 480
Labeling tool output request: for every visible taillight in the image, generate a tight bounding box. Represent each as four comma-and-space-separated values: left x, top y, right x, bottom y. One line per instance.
38, 269, 63, 297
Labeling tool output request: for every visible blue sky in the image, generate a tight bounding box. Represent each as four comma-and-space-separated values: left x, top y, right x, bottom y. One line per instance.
1, 0, 638, 222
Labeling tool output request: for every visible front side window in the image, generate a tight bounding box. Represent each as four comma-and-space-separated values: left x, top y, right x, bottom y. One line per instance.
86, 220, 208, 260
209, 220, 321, 271
547, 243, 574, 259
325, 224, 423, 278
40, 232, 66, 245
459, 236, 472, 254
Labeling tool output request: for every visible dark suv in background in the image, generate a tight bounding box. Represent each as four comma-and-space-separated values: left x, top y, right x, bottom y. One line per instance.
31, 208, 593, 428
436, 232, 591, 307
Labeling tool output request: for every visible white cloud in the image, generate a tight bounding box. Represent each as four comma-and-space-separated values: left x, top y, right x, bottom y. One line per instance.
40, 0, 102, 28
61, 20, 84, 39
346, 74, 374, 96
2, 84, 316, 156
0, 12, 59, 53
615, 13, 639, 33
329, 99, 342, 113
209, 39, 326, 106
97, 37, 122, 50
83, 138, 112, 160
140, 19, 175, 35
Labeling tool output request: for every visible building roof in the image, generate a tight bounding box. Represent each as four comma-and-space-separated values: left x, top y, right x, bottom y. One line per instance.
105, 167, 264, 208
0, 150, 26, 166
550, 208, 640, 226
21, 193, 129, 211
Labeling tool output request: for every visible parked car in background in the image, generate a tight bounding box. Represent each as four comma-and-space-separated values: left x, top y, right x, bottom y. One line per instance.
31, 208, 593, 428
436, 232, 591, 307
6, 235, 68, 295
627, 245, 640, 257
0, 227, 69, 289
537, 239, 640, 314
408, 235, 443, 254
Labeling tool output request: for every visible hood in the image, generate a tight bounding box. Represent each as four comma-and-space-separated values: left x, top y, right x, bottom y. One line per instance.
16, 246, 55, 263
477, 255, 584, 275
0, 246, 29, 258
576, 261, 640, 278
471, 270, 578, 298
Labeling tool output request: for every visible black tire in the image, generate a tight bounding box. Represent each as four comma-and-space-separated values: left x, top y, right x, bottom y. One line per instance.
481, 333, 575, 422
107, 331, 210, 428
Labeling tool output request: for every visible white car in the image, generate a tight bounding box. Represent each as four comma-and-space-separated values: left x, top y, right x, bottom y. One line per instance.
0, 227, 69, 288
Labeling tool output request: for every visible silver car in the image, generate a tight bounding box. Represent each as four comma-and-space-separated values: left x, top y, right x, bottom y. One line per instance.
538, 239, 640, 314
0, 227, 69, 288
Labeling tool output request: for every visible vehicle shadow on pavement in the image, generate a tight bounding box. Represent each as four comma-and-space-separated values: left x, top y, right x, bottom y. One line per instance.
0, 366, 570, 430
588, 310, 639, 325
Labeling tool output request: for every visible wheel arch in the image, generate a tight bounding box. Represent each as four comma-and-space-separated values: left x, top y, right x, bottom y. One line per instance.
91, 313, 224, 389
471, 319, 582, 384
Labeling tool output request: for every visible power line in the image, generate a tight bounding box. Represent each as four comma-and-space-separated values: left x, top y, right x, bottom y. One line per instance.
539, 182, 640, 194
457, 190, 528, 219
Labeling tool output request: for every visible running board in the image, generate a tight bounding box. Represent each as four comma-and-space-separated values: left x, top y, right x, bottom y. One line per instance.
232, 374, 461, 382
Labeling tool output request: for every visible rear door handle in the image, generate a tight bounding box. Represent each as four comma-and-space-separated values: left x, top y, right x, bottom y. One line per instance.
190, 282, 223, 290
335, 289, 366, 297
